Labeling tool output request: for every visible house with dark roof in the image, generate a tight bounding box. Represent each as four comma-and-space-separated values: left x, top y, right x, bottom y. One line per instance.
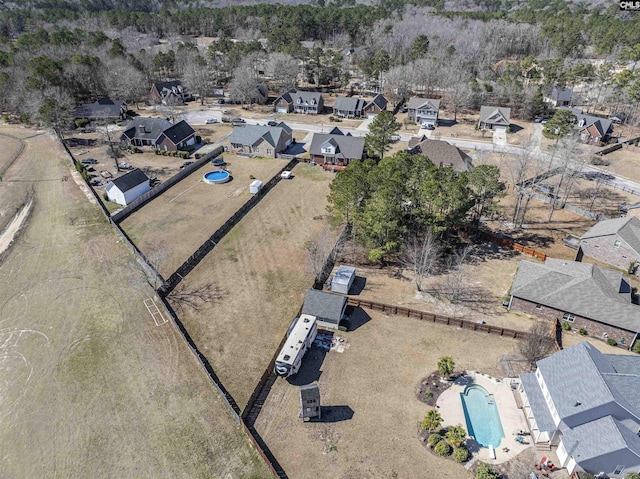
229, 83, 269, 105
274, 90, 323, 115
407, 97, 440, 127
579, 216, 640, 272
308, 128, 365, 171
149, 80, 191, 105
333, 97, 367, 118
105, 169, 150, 206
120, 118, 196, 151
517, 341, 640, 477
228, 122, 292, 158
544, 84, 580, 107
301, 288, 348, 330
478, 106, 511, 131
74, 98, 127, 122
508, 258, 640, 347
563, 108, 614, 144
362, 94, 387, 118
407, 138, 473, 173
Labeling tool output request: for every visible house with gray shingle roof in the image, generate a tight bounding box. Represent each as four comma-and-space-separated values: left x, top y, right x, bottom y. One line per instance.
75, 98, 127, 122
407, 97, 440, 127
518, 341, 640, 477
308, 128, 365, 171
228, 122, 292, 158
333, 97, 367, 118
362, 94, 387, 118
544, 84, 580, 107
508, 258, 640, 347
301, 288, 348, 330
579, 216, 640, 272
407, 138, 473, 173
478, 106, 511, 131
562, 107, 614, 145
120, 118, 196, 151
274, 90, 323, 115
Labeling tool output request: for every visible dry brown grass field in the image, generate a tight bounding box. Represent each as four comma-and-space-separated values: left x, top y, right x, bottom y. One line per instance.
597, 145, 640, 184
0, 125, 270, 479
170, 162, 335, 409
255, 308, 519, 479
0, 130, 31, 233
120, 155, 286, 277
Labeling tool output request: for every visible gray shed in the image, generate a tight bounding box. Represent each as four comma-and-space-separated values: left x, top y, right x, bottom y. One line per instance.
299, 383, 321, 421
331, 265, 356, 294
301, 288, 348, 330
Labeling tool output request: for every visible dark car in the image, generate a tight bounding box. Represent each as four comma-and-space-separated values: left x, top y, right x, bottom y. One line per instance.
400, 106, 408, 113
267, 121, 278, 126
217, 98, 225, 104
180, 161, 194, 169
81, 158, 98, 164
425, 124, 436, 130
232, 118, 245, 124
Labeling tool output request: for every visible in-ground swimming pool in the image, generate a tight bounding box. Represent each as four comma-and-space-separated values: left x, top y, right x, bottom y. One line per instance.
203, 170, 230, 184
460, 384, 505, 448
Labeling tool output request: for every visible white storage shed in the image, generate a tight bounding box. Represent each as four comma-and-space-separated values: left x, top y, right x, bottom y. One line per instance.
249, 179, 263, 194
330, 265, 356, 294
105, 168, 150, 206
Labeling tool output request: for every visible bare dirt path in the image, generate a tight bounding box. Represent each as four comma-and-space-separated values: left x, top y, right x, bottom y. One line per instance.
0, 198, 32, 256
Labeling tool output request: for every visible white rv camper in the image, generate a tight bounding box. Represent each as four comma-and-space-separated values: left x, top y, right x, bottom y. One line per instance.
274, 314, 318, 378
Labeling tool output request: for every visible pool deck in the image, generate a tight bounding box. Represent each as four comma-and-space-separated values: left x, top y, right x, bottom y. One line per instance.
437, 372, 531, 465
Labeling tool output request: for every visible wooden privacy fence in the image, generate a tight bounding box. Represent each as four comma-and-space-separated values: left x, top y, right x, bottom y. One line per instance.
347, 298, 529, 339
463, 226, 548, 261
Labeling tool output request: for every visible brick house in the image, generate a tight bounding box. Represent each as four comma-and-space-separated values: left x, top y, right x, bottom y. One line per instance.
362, 94, 387, 118
578, 216, 640, 272
228, 122, 292, 158
120, 117, 196, 151
274, 90, 323, 115
149, 80, 192, 105
563, 108, 614, 144
308, 127, 365, 171
508, 258, 640, 348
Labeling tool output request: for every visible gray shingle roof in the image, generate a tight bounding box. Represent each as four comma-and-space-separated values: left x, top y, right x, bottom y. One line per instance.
581, 216, 640, 255
366, 94, 387, 110
562, 107, 614, 137
121, 117, 173, 142
75, 98, 125, 119
562, 416, 640, 462
333, 97, 366, 113
550, 85, 574, 103
308, 132, 365, 161
301, 289, 347, 322
407, 97, 440, 111
229, 124, 290, 148
411, 139, 473, 172
511, 258, 640, 332
520, 372, 556, 432
479, 106, 511, 125
276, 89, 322, 105
110, 168, 149, 193
300, 383, 320, 402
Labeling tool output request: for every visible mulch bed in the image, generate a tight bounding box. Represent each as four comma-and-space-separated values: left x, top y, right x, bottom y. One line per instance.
415, 370, 464, 406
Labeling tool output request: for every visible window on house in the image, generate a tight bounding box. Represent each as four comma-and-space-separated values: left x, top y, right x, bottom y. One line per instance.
266, 149, 272, 154
535, 304, 542, 310
562, 312, 575, 322
614, 240, 621, 248
613, 465, 625, 475
306, 399, 314, 404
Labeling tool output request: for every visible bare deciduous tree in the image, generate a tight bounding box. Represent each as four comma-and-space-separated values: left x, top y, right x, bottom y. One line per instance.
403, 231, 441, 292
441, 245, 472, 318
547, 136, 585, 222
519, 322, 556, 370
266, 52, 299, 93
305, 226, 336, 279
168, 282, 223, 314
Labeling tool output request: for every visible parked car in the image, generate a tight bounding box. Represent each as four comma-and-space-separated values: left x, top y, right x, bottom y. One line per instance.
267, 121, 278, 126
217, 99, 225, 104
425, 124, 436, 130
118, 162, 132, 170
81, 158, 98, 164
232, 118, 245, 124
205, 118, 218, 124
180, 161, 194, 169
400, 106, 408, 113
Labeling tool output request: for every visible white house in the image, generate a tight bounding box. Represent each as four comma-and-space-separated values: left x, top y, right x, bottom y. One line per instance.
518, 342, 640, 478
105, 168, 150, 206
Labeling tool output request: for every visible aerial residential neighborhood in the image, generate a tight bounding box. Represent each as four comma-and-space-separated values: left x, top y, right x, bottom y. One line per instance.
1, 1, 640, 479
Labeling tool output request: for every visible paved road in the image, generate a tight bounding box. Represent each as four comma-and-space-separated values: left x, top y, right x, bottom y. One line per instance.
182, 108, 640, 196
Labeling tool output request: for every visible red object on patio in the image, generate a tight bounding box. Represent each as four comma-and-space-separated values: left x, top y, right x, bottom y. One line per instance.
541, 456, 548, 465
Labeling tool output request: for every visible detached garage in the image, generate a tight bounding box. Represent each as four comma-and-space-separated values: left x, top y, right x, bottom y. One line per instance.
301, 289, 348, 330
105, 168, 150, 206
330, 265, 356, 294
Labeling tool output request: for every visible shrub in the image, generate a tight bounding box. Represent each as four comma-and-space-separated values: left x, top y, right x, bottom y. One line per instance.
445, 424, 467, 448
178, 151, 189, 159
3, 114, 9, 123
625, 472, 640, 479
74, 118, 89, 128
154, 149, 160, 155
606, 338, 617, 346
633, 341, 640, 354
453, 446, 469, 463
249, 174, 256, 179
195, 135, 202, 143
427, 433, 443, 447
590, 156, 610, 166
476, 463, 500, 479
329, 116, 335, 122
579, 328, 587, 336
561, 321, 571, 331
194, 153, 201, 160
434, 439, 451, 457
185, 145, 195, 152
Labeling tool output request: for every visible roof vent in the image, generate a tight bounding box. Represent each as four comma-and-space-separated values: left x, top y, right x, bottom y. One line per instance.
574, 401, 581, 407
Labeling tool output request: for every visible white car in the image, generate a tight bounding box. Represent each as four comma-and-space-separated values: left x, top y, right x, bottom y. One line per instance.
205, 118, 218, 124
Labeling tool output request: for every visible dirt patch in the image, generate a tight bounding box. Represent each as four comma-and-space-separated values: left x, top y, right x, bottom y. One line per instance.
416, 371, 460, 406
0, 197, 32, 257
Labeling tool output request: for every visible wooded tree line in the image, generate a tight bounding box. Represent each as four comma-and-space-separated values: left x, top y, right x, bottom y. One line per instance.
326, 152, 504, 262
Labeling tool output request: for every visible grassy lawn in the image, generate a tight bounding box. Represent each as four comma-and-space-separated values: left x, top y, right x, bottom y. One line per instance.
120, 155, 287, 278
169, 162, 335, 409
255, 308, 519, 479
0, 126, 270, 479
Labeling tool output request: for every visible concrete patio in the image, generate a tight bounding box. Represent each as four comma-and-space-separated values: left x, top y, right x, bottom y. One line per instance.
437, 372, 530, 465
